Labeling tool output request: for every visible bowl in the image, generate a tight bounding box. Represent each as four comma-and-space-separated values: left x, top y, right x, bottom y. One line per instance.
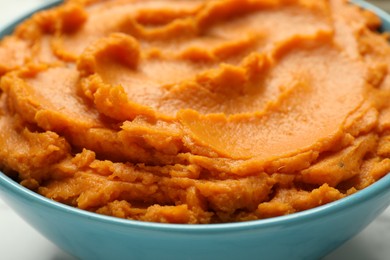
1, 1, 390, 259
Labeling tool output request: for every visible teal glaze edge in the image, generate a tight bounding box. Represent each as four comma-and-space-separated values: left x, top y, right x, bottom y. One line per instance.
2, 170, 390, 233
0, 0, 390, 233
353, 1, 390, 30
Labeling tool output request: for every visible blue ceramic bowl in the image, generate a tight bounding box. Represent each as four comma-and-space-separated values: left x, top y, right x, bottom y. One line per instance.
1, 1, 390, 260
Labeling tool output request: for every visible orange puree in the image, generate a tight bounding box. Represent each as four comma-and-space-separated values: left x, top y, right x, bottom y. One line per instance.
1, 0, 390, 224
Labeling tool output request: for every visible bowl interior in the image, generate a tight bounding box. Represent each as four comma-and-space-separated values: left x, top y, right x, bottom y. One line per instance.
0, 0, 389, 231
1, 1, 390, 259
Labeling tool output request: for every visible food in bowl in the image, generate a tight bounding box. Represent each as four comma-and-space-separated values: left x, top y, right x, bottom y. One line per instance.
0, 0, 390, 224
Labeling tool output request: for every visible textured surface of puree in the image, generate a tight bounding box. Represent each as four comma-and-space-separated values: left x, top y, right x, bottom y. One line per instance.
1, 0, 390, 224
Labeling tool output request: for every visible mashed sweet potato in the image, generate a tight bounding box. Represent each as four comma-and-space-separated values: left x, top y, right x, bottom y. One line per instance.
1, 0, 390, 224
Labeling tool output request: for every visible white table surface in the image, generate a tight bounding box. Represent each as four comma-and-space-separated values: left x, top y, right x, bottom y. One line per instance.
1, 1, 390, 259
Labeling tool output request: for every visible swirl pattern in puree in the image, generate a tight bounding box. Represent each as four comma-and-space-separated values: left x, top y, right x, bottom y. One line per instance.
1, 0, 390, 223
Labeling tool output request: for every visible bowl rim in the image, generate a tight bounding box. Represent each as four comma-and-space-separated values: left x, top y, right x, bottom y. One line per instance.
1, 0, 390, 233
2, 171, 390, 233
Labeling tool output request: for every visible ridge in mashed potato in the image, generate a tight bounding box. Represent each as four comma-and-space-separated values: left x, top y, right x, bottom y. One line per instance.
1, 0, 390, 224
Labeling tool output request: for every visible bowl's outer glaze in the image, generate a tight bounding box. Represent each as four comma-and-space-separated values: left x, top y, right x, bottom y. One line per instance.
4, 173, 390, 260
1, 1, 390, 259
